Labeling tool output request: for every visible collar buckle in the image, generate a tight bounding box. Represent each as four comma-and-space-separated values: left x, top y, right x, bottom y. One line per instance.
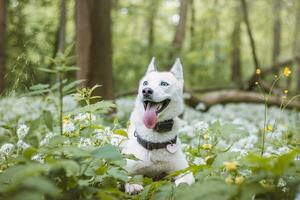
154, 119, 174, 133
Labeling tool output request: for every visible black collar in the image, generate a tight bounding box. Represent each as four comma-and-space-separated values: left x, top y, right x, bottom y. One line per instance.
153, 119, 174, 133
134, 131, 177, 151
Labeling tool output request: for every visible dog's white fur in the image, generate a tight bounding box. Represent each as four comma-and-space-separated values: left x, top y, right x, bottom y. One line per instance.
122, 58, 194, 194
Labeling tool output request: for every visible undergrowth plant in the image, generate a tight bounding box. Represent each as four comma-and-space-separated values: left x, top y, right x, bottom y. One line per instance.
0, 62, 300, 199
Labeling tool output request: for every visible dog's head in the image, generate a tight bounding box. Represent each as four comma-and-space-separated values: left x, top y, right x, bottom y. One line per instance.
136, 57, 184, 129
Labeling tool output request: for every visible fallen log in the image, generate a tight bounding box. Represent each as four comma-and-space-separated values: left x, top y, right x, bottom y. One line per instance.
185, 89, 300, 111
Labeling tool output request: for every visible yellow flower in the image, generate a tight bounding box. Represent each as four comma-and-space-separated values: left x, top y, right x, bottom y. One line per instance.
203, 133, 209, 140
63, 116, 70, 124
256, 68, 261, 75
284, 89, 288, 94
202, 144, 212, 150
283, 67, 291, 77
265, 124, 273, 132
225, 176, 234, 185
235, 176, 245, 185
223, 161, 238, 171
255, 81, 259, 85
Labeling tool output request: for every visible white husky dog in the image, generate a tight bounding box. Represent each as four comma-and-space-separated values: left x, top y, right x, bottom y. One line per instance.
122, 57, 194, 194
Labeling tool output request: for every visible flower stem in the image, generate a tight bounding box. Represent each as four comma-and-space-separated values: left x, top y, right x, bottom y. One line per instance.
59, 72, 63, 136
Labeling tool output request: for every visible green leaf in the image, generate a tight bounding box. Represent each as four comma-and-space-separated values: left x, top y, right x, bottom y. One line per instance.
23, 147, 38, 159
37, 67, 57, 73
21, 177, 59, 197
25, 89, 50, 96
0, 164, 48, 185
43, 135, 67, 148
91, 145, 122, 160
29, 84, 49, 91
50, 79, 67, 91
113, 129, 128, 137
63, 79, 84, 93
60, 66, 79, 72
96, 165, 108, 175
151, 183, 175, 200
43, 110, 53, 131
50, 160, 80, 177
29, 117, 42, 131
57, 146, 91, 158
107, 168, 129, 182
274, 150, 299, 175
67, 101, 115, 115
174, 179, 238, 200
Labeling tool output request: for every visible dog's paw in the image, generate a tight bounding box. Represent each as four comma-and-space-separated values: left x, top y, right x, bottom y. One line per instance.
175, 172, 195, 186
125, 183, 143, 195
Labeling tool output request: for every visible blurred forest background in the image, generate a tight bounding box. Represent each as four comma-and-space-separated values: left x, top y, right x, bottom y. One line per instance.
0, 0, 300, 102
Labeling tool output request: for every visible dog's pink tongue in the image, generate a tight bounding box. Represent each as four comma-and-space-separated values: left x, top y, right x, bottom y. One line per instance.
143, 104, 157, 129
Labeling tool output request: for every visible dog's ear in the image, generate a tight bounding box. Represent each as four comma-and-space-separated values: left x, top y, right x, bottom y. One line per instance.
146, 57, 157, 74
170, 58, 183, 82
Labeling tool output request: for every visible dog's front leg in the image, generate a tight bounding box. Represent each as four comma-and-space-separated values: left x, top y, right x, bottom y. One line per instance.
174, 172, 194, 186
172, 153, 195, 186
124, 159, 144, 194
124, 183, 143, 195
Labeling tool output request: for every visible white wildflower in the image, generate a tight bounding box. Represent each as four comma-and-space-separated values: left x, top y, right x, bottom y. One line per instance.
40, 132, 57, 146
17, 124, 29, 140
74, 113, 96, 122
277, 146, 290, 155
31, 153, 44, 163
277, 178, 287, 187
115, 98, 135, 118
194, 121, 209, 132
196, 103, 206, 111
0, 143, 14, 156
17, 140, 30, 149
78, 138, 93, 147
63, 95, 77, 112
110, 135, 125, 146
63, 122, 76, 133
178, 125, 194, 137
74, 113, 96, 128
193, 157, 206, 165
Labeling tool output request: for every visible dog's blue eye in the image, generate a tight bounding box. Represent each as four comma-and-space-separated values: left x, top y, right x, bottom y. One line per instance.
160, 81, 169, 86
143, 81, 148, 86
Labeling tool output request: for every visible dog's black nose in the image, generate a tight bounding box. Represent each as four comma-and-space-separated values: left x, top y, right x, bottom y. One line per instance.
142, 88, 153, 97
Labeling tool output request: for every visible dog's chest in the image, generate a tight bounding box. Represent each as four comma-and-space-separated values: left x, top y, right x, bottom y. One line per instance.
123, 139, 179, 175
136, 148, 175, 177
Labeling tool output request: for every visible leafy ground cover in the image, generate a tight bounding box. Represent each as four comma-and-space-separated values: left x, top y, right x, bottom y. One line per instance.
0, 92, 299, 200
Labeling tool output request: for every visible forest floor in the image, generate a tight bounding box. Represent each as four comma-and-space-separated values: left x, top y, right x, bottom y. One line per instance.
0, 94, 299, 199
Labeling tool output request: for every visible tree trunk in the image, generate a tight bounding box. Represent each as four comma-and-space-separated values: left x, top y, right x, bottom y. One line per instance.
76, 0, 113, 99
294, 1, 300, 93
189, 0, 195, 50
272, 0, 281, 69
147, 0, 159, 57
240, 0, 260, 72
58, 0, 66, 54
0, 0, 6, 94
213, 0, 222, 79
169, 0, 188, 60
231, 3, 242, 85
